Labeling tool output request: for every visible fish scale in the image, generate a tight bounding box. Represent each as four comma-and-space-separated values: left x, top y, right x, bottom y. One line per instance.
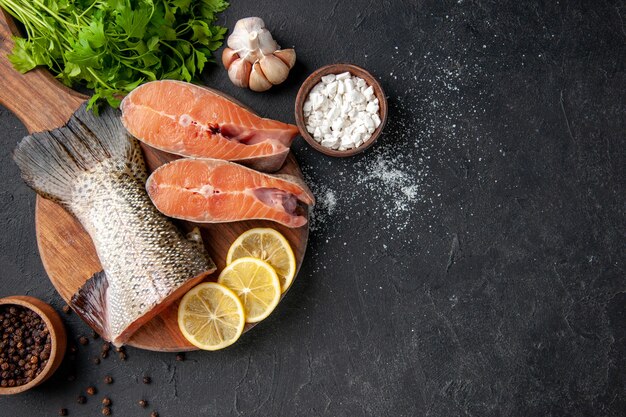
13, 105, 215, 346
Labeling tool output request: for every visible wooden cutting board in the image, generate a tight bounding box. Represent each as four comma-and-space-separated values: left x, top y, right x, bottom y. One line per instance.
0, 11, 309, 351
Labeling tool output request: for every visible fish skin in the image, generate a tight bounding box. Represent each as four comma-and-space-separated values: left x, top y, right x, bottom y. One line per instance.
13, 105, 215, 346
120, 80, 299, 172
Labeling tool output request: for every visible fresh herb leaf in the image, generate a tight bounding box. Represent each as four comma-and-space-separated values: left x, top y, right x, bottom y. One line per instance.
0, 0, 229, 111
8, 37, 39, 73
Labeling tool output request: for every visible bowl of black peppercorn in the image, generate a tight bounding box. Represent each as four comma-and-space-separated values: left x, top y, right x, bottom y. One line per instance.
0, 296, 67, 395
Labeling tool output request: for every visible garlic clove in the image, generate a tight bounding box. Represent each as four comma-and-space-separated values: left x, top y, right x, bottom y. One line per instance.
228, 58, 252, 88
222, 47, 239, 70
273, 49, 296, 69
259, 54, 290, 85
249, 61, 273, 92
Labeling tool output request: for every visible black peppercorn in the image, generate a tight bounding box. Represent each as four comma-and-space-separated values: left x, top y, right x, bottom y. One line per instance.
102, 397, 111, 406
118, 351, 127, 361
78, 336, 89, 346
92, 331, 100, 340
102, 406, 111, 415
0, 305, 51, 389
93, 357, 101, 365
176, 353, 185, 362
77, 395, 86, 404
143, 376, 151, 384
138, 399, 147, 408
104, 375, 113, 384
86, 386, 97, 395
62, 305, 71, 314
150, 412, 159, 417
58, 409, 68, 416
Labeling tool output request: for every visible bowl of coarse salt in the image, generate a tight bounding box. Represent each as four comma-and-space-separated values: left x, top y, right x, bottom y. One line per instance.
295, 64, 387, 157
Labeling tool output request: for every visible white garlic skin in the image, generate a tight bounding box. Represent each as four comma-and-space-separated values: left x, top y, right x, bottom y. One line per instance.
228, 17, 279, 63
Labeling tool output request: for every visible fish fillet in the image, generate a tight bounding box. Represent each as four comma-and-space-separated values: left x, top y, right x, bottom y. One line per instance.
146, 158, 315, 228
120, 80, 300, 172
13, 105, 216, 346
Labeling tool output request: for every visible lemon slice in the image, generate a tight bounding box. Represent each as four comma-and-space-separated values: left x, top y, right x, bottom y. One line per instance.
177, 282, 245, 351
218, 257, 281, 323
226, 228, 296, 292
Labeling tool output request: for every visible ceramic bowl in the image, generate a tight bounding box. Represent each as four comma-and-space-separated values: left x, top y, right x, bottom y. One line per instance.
0, 296, 67, 395
295, 63, 388, 157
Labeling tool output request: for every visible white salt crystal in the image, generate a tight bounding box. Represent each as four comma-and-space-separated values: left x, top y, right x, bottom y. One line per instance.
327, 105, 340, 121
326, 81, 338, 96
363, 86, 375, 99
321, 137, 338, 147
344, 78, 355, 92
331, 118, 344, 132
366, 101, 378, 114
321, 74, 336, 84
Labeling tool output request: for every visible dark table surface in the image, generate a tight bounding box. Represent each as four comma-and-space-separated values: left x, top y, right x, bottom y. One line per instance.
1, 1, 625, 416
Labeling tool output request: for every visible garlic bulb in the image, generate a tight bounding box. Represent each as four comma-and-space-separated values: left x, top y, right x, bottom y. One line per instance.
222, 17, 296, 92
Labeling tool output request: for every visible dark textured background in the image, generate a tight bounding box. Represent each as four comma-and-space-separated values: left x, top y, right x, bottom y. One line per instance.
1, 1, 625, 416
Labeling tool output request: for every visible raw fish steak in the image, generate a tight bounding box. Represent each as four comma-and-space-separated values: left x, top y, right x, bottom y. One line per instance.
120, 80, 299, 172
146, 158, 315, 228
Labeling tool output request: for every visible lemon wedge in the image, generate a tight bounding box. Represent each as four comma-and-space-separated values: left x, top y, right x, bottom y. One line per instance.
226, 228, 296, 292
218, 257, 281, 323
177, 282, 245, 351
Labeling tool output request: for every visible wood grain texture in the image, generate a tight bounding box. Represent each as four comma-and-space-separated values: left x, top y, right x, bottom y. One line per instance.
1, 11, 309, 351
0, 10, 85, 133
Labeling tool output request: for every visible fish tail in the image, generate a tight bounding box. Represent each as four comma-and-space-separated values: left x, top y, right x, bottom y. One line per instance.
71, 270, 110, 341
12, 104, 138, 206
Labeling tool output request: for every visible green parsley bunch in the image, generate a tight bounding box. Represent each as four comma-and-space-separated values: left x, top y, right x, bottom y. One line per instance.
0, 0, 229, 110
